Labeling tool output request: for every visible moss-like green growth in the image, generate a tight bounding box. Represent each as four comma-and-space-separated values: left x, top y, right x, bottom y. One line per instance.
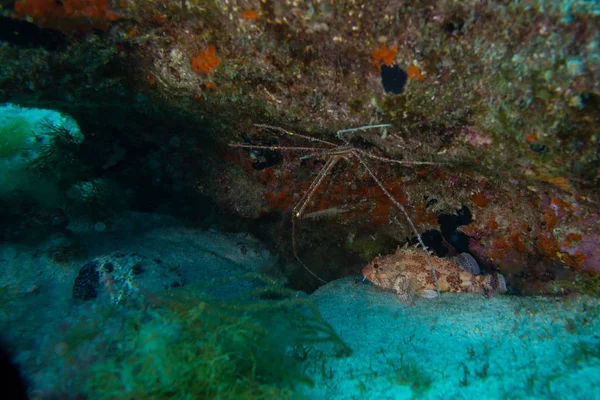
567, 339, 600, 365
394, 354, 433, 396
0, 116, 31, 158
28, 118, 82, 183
551, 271, 600, 297
66, 274, 349, 399
344, 231, 398, 262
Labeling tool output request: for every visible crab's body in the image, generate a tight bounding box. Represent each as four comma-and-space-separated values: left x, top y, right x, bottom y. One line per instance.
363, 247, 506, 304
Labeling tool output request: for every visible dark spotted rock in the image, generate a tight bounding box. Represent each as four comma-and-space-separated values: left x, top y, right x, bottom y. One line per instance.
72, 261, 100, 300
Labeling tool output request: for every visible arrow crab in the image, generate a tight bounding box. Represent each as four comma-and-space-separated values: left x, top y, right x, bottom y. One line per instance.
229, 123, 443, 293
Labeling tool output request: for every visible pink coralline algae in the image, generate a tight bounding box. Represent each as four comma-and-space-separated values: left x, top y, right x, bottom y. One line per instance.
460, 126, 493, 147
560, 234, 600, 274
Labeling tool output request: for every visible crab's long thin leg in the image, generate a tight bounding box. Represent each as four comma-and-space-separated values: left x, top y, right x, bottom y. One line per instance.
300, 145, 353, 161
352, 151, 441, 296
292, 216, 328, 284
294, 156, 341, 219
336, 124, 392, 145
229, 143, 331, 152
357, 148, 446, 166
291, 155, 346, 284
255, 124, 338, 147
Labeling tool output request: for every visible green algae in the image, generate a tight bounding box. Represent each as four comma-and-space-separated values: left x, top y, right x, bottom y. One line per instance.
64, 274, 349, 399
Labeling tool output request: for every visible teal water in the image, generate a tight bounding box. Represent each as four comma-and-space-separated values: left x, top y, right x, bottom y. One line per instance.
1, 213, 599, 399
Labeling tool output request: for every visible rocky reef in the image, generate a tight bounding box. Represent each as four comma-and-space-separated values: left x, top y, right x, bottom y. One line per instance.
1, 0, 599, 295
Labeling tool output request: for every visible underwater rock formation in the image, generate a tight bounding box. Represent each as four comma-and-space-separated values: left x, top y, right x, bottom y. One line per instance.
0, 0, 598, 293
